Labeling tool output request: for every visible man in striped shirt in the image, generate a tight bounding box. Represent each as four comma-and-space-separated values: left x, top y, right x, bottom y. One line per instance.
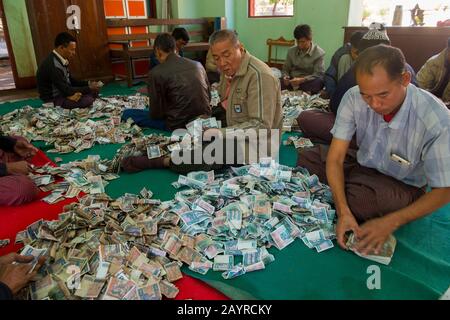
298, 45, 450, 255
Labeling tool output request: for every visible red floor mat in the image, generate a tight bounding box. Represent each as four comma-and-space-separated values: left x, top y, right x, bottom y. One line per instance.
0, 151, 228, 300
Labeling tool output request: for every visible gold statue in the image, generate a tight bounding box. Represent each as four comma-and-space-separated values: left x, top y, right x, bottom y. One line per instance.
410, 4, 425, 26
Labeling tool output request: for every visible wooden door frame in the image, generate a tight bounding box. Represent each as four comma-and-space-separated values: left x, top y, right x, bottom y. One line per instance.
0, 0, 36, 89
25, 0, 59, 67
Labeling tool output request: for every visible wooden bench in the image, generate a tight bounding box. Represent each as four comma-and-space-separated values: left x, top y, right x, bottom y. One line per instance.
266, 37, 295, 70
106, 18, 225, 87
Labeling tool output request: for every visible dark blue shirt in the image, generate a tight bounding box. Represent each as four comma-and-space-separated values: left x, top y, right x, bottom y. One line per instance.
0, 282, 13, 300
324, 43, 351, 97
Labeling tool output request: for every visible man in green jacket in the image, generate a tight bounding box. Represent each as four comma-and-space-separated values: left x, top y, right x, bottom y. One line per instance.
121, 29, 282, 173
417, 37, 450, 105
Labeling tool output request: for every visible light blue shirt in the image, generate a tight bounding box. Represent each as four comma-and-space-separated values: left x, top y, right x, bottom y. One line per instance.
331, 84, 450, 188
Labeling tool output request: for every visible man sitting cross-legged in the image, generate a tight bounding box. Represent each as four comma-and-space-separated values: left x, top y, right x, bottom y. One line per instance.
122, 33, 211, 131
36, 32, 102, 109
298, 45, 450, 255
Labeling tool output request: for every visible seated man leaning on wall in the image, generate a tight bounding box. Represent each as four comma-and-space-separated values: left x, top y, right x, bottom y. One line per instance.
121, 29, 282, 174
0, 135, 39, 206
417, 37, 450, 106
150, 27, 190, 69
298, 45, 450, 255
122, 33, 211, 131
282, 24, 325, 94
36, 32, 102, 109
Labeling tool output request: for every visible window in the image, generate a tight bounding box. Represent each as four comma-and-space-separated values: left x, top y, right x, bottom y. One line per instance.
249, 0, 294, 18
350, 0, 450, 27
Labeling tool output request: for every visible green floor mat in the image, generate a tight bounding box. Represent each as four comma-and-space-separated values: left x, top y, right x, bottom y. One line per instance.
1, 83, 448, 300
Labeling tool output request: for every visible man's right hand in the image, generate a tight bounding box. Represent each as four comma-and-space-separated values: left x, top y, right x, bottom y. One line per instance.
0, 255, 45, 295
67, 92, 82, 102
336, 211, 360, 250
283, 76, 291, 87
6, 161, 30, 175
319, 90, 330, 99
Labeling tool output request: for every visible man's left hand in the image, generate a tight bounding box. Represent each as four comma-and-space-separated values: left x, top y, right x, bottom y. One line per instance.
13, 140, 38, 160
89, 81, 103, 91
290, 77, 305, 87
354, 216, 397, 256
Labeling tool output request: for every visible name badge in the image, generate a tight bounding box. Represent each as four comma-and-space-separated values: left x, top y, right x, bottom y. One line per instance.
234, 105, 242, 113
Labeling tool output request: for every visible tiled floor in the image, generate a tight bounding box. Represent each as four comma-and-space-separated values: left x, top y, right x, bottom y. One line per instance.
0, 59, 39, 102
0, 58, 15, 91
0, 88, 38, 103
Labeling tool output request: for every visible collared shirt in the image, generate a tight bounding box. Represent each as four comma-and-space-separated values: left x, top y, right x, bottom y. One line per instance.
217, 50, 282, 132
282, 43, 325, 81
53, 50, 69, 66
331, 84, 450, 188
221, 76, 233, 110
216, 50, 283, 162
417, 48, 450, 103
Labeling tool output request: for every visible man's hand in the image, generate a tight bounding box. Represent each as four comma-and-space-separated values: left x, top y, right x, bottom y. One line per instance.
283, 76, 291, 87
0, 254, 46, 295
67, 92, 82, 102
6, 161, 31, 175
336, 211, 361, 250
354, 216, 397, 256
89, 81, 103, 92
13, 140, 38, 159
290, 77, 305, 87
319, 90, 330, 99
0, 253, 34, 265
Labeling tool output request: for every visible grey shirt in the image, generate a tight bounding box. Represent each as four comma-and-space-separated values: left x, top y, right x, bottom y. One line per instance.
282, 43, 325, 81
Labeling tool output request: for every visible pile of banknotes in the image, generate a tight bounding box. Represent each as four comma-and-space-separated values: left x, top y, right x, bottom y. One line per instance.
109, 118, 221, 174
0, 95, 148, 154
14, 157, 336, 300
27, 155, 120, 204
282, 91, 330, 132
284, 136, 315, 149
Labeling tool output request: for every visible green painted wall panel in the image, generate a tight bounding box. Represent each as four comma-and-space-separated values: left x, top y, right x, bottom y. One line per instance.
234, 0, 350, 66
171, 0, 350, 66
3, 0, 37, 78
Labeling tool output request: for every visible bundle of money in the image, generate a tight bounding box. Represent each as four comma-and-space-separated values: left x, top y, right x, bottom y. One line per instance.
346, 233, 397, 265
